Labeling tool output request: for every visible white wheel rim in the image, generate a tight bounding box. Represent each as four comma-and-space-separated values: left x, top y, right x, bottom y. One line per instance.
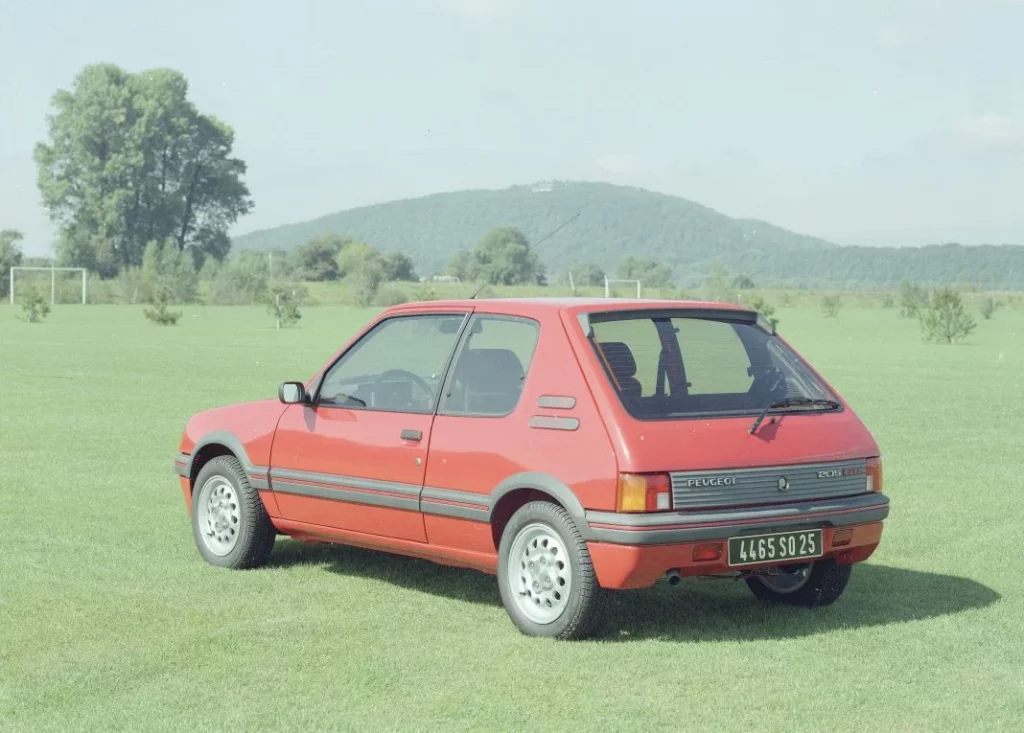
758, 563, 812, 594
196, 476, 241, 556
507, 523, 573, 625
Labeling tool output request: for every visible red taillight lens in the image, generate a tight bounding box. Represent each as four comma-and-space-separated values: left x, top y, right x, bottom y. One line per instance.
617, 473, 672, 512
866, 457, 883, 493
692, 543, 723, 562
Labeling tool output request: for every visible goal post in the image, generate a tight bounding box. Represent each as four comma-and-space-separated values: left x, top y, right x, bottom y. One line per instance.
10, 266, 88, 305
604, 276, 642, 299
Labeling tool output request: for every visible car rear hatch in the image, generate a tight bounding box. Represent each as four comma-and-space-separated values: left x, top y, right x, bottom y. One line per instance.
563, 303, 881, 510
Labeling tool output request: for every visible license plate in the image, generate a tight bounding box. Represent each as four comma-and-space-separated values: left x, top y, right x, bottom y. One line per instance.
727, 529, 823, 567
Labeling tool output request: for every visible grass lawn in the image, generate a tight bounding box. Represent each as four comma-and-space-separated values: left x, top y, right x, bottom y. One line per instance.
1, 304, 1022, 732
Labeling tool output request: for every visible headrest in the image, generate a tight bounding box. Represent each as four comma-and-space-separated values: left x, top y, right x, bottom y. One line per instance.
598, 341, 637, 378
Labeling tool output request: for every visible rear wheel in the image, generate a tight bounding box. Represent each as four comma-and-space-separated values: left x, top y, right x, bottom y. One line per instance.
191, 455, 275, 569
498, 501, 607, 640
745, 558, 852, 607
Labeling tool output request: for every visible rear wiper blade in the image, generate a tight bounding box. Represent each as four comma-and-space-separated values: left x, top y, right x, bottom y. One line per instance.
748, 397, 841, 435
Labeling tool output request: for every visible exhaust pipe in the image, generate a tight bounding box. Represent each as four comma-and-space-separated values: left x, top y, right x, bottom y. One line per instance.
666, 569, 681, 586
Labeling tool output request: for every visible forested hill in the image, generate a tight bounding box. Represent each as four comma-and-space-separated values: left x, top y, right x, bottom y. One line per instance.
233, 181, 1024, 289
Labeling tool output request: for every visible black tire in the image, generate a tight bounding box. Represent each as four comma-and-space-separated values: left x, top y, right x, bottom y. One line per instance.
191, 455, 275, 569
497, 501, 608, 640
745, 558, 852, 607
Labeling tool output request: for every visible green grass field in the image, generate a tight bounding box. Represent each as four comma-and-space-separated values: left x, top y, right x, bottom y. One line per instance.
1, 304, 1022, 732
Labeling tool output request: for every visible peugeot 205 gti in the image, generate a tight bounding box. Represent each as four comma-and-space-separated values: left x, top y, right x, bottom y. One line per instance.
174, 299, 889, 639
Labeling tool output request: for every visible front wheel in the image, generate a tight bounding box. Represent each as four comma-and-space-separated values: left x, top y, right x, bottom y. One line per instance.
497, 501, 607, 640
745, 558, 852, 607
191, 455, 275, 569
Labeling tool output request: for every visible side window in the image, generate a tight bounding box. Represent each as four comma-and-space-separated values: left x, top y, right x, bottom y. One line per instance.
317, 314, 466, 413
439, 315, 539, 416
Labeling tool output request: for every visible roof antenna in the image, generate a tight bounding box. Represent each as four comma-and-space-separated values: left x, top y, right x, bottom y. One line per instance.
468, 211, 581, 299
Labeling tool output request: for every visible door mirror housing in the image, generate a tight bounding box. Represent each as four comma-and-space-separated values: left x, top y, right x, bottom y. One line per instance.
279, 381, 308, 405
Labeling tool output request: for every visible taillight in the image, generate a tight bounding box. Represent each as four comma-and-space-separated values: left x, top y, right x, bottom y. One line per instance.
617, 473, 672, 512
866, 457, 883, 493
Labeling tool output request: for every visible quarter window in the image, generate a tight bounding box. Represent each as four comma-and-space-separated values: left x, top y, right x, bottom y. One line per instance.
439, 315, 539, 416
317, 314, 466, 413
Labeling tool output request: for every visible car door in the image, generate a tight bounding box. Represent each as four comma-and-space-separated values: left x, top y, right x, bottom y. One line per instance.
270, 312, 469, 542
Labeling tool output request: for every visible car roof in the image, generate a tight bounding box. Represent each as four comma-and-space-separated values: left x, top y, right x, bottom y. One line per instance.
385, 297, 753, 319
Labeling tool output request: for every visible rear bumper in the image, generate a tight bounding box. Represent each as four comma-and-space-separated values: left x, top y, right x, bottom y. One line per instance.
585, 493, 889, 589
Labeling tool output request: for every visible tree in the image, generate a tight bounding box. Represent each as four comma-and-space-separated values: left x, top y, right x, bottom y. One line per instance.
336, 241, 382, 280
381, 251, 417, 281
34, 64, 252, 277
748, 295, 780, 330
140, 239, 197, 304
143, 284, 182, 325
617, 256, 672, 288
294, 234, 349, 280
821, 294, 842, 318
209, 251, 269, 305
732, 274, 756, 290
703, 262, 735, 304
463, 227, 543, 286
979, 296, 999, 320
446, 250, 469, 280
0, 229, 24, 298
899, 280, 929, 318
266, 285, 301, 328
568, 262, 606, 288
920, 288, 976, 344
19, 286, 50, 323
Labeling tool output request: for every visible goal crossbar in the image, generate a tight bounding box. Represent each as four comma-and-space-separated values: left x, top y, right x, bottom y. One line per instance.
604, 277, 642, 299
9, 266, 88, 305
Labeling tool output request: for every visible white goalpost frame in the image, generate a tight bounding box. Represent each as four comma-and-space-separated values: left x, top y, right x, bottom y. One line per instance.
604, 276, 642, 299
9, 266, 88, 305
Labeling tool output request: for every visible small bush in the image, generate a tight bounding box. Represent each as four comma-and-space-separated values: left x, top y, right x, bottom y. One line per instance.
266, 285, 302, 328
920, 288, 976, 344
821, 294, 842, 318
144, 286, 182, 326
373, 285, 408, 307
19, 287, 50, 323
416, 285, 439, 302
979, 296, 999, 320
881, 295, 895, 308
748, 295, 780, 330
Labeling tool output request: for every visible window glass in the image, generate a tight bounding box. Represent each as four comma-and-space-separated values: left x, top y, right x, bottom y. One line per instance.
318, 314, 465, 413
439, 315, 539, 416
589, 313, 834, 420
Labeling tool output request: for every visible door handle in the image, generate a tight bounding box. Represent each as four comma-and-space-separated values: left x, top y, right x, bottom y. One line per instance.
401, 429, 423, 442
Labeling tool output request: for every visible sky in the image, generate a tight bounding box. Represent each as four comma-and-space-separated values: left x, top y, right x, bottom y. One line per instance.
1, 0, 1023, 256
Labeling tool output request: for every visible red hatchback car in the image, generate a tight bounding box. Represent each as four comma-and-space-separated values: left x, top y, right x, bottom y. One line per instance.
175, 298, 888, 639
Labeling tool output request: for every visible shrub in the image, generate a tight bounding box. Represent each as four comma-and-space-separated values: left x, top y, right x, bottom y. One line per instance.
821, 294, 842, 318
144, 286, 182, 326
747, 295, 780, 330
416, 285, 439, 302
920, 288, 976, 344
19, 287, 50, 323
979, 296, 999, 320
266, 285, 302, 328
350, 265, 384, 307
882, 295, 895, 308
373, 285, 408, 307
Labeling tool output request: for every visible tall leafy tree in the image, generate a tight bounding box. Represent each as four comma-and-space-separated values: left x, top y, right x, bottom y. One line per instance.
34, 64, 252, 277
0, 229, 24, 297
618, 256, 673, 288
463, 227, 543, 286
294, 234, 350, 281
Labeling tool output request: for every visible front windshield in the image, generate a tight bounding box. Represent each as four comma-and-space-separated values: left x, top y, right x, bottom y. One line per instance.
589, 313, 835, 420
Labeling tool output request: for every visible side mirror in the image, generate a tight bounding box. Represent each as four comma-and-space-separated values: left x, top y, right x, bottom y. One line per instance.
279, 381, 308, 405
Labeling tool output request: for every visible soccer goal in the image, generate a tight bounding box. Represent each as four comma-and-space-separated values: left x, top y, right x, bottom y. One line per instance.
604, 276, 642, 299
9, 266, 88, 305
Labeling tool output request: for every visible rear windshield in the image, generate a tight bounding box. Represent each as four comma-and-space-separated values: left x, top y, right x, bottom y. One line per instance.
588, 312, 836, 420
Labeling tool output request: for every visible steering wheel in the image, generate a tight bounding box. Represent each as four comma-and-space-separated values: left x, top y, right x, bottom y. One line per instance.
371, 369, 434, 402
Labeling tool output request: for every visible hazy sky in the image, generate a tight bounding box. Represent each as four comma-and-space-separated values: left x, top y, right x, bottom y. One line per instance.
2, 0, 1023, 256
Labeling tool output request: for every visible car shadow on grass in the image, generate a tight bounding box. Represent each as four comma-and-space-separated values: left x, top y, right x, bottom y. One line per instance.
268, 540, 1001, 642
